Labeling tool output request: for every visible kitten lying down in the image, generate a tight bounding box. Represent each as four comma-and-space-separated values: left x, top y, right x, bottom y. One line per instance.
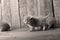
0, 21, 10, 32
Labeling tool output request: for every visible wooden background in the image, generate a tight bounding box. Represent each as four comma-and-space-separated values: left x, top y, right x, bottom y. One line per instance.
0, 0, 60, 29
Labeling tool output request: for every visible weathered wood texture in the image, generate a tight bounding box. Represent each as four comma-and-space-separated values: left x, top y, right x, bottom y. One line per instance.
0, 0, 58, 28
39, 0, 53, 16
10, 0, 20, 29
1, 0, 11, 26
53, 0, 60, 27
19, 0, 27, 28
0, 3, 1, 20
0, 0, 1, 20
27, 0, 38, 16
1, 0, 20, 29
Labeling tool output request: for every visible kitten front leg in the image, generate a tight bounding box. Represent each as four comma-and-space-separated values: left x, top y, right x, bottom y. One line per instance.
27, 24, 35, 32
42, 25, 46, 31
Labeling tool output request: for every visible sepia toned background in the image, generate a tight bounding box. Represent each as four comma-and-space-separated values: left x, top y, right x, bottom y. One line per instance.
0, 0, 60, 28
0, 0, 60, 40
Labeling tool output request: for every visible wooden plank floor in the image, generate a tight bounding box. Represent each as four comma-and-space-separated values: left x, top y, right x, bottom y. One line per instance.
0, 28, 60, 40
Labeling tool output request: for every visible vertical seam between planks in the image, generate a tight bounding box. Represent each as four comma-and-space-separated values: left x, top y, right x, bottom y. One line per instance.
18, 0, 21, 28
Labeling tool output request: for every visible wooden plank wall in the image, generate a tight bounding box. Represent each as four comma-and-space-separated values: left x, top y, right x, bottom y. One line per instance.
1, 0, 11, 26
53, 0, 60, 27
27, 0, 38, 16
10, 0, 20, 29
0, 0, 54, 28
19, 0, 27, 28
1, 0, 20, 30
39, 0, 53, 16
0, 0, 1, 20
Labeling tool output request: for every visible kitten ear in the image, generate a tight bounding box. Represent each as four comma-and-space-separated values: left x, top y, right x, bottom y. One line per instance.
27, 15, 33, 18
23, 15, 32, 24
